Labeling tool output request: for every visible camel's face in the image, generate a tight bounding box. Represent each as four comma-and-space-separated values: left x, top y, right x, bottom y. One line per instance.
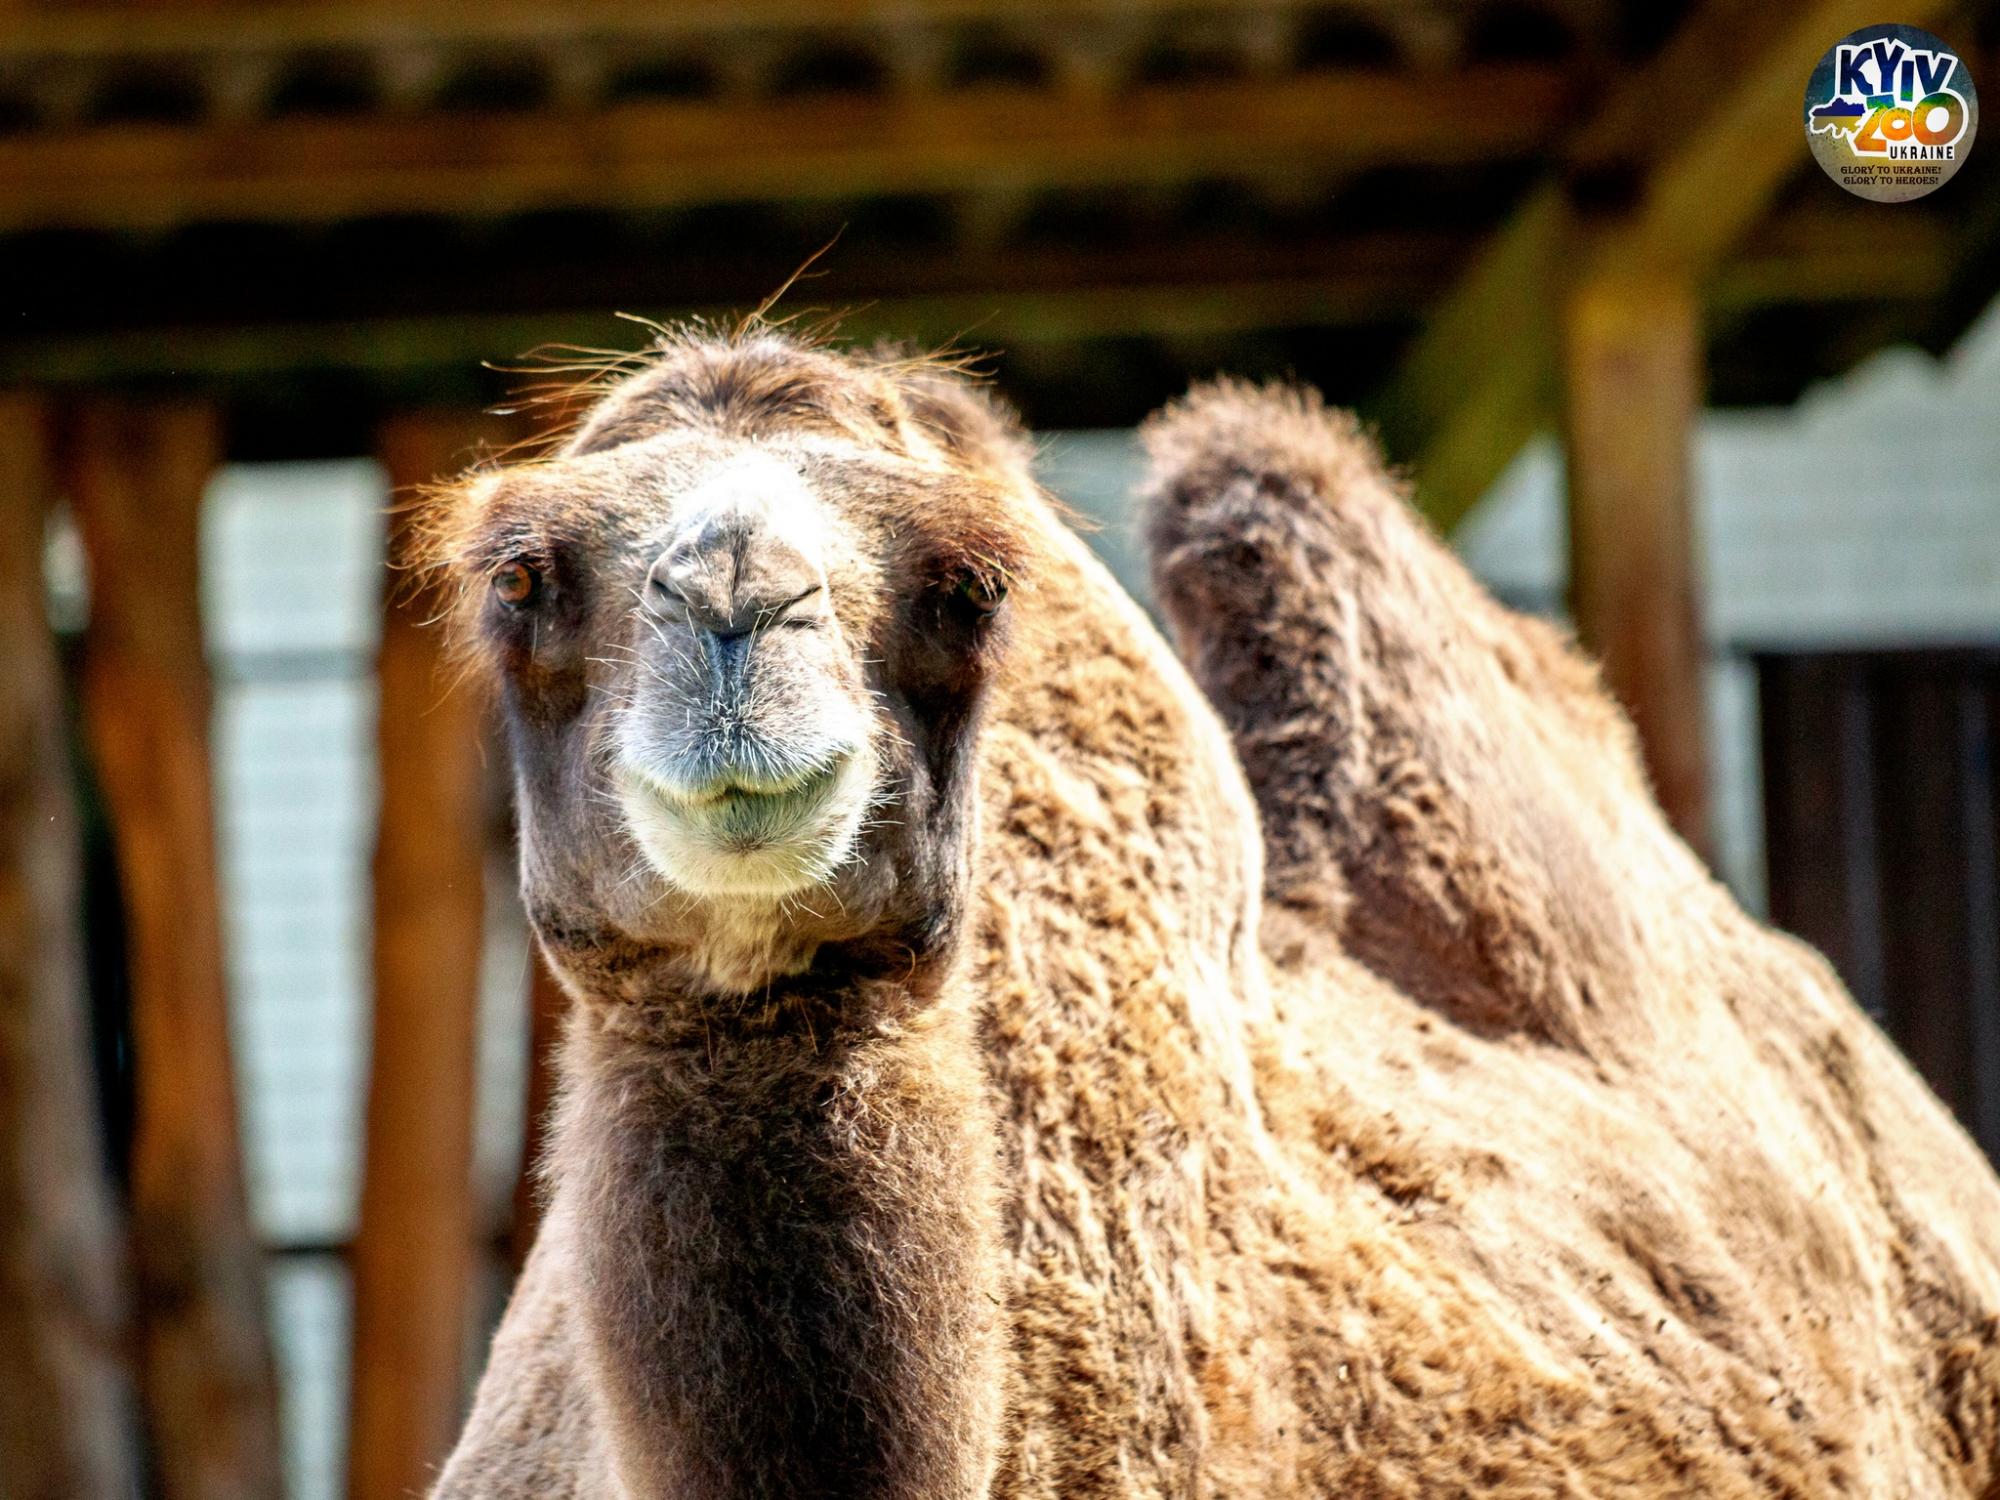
435, 365, 1028, 988
603, 442, 880, 900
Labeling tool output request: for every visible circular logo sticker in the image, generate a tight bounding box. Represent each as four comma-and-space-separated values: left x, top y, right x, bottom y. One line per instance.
1805, 24, 1977, 201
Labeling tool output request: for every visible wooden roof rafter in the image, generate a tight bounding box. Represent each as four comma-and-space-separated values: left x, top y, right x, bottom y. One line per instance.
0, 203, 1950, 386
0, 64, 1583, 232
0, 0, 1628, 172
0, 0, 1620, 63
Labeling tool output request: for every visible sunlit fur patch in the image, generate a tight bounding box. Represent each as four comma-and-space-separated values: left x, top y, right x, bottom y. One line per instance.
617, 746, 877, 899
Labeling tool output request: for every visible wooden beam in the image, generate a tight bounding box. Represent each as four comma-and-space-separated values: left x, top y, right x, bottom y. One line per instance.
0, 0, 1530, 61
1374, 183, 1568, 534
64, 399, 284, 1500
346, 411, 496, 1500
0, 207, 1948, 387
1716, 207, 1953, 308
0, 393, 137, 1500
1561, 266, 1710, 856
1373, 0, 1954, 532
0, 66, 1572, 232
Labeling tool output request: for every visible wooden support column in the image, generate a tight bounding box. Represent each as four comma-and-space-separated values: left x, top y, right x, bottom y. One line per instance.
66, 399, 284, 1500
0, 394, 137, 1500
1561, 266, 1711, 858
347, 413, 492, 1500
509, 953, 565, 1269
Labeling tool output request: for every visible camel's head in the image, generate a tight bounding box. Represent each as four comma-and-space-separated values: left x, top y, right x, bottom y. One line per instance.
424, 331, 1037, 993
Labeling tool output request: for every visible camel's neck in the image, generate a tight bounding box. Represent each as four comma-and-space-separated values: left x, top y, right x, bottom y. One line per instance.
554, 965, 1005, 1500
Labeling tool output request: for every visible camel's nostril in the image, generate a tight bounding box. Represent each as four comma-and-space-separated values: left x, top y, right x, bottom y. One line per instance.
645, 554, 690, 610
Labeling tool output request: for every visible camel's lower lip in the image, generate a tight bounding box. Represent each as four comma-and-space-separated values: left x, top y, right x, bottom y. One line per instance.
627, 758, 849, 847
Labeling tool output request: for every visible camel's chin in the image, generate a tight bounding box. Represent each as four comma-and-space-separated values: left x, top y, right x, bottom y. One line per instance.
618, 753, 871, 900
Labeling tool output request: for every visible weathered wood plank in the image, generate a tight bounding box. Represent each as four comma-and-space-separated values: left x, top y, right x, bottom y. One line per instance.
1758, 656, 1888, 1017
0, 66, 1573, 232
0, 393, 137, 1500
0, 206, 1948, 388
0, 0, 1566, 60
1560, 266, 1710, 856
65, 398, 284, 1500
1758, 649, 2000, 1163
346, 412, 496, 1500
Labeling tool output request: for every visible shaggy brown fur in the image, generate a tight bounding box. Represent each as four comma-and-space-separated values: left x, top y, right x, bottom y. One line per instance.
428, 331, 2000, 1499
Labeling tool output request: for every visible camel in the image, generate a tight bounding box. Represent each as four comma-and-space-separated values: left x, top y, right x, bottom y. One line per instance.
419, 327, 2000, 1498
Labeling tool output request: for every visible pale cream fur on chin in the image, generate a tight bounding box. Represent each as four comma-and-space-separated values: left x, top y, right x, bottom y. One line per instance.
671, 905, 826, 996
617, 748, 876, 900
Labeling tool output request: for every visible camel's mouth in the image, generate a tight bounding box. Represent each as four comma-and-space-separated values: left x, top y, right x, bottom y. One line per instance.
616, 748, 873, 899
650, 761, 845, 836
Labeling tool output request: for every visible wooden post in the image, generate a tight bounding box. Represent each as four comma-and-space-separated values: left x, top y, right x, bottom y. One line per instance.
346, 413, 492, 1500
65, 398, 284, 1500
509, 953, 565, 1269
0, 394, 138, 1500
1560, 264, 1712, 858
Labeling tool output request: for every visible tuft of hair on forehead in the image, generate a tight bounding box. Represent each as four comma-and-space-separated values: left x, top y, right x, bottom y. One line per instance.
558, 324, 1036, 482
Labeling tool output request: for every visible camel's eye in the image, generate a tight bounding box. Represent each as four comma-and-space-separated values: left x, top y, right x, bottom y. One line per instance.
492, 559, 541, 609
955, 573, 1007, 616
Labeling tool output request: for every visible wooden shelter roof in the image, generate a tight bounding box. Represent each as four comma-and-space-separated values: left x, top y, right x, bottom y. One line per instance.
3, 0, 1996, 476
